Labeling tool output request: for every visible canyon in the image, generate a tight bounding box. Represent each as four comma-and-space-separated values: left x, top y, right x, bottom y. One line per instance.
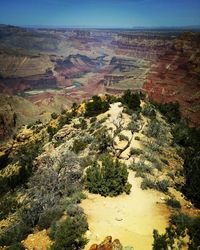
0, 25, 200, 141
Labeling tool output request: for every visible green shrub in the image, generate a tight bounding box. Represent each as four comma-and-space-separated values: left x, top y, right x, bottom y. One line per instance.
47, 125, 58, 141
130, 160, 152, 175
121, 89, 141, 111
156, 180, 169, 193
84, 95, 109, 117
146, 120, 161, 138
69, 191, 87, 204
58, 111, 76, 129
124, 183, 132, 194
38, 206, 64, 230
91, 127, 112, 153
0, 222, 32, 247
142, 103, 156, 118
154, 213, 200, 250
153, 101, 181, 123
50, 215, 88, 250
135, 171, 145, 178
66, 204, 84, 217
71, 138, 88, 154
0, 195, 19, 220
85, 154, 131, 197
118, 134, 129, 141
129, 148, 143, 156
152, 229, 169, 250
141, 178, 155, 190
0, 139, 44, 194
166, 198, 181, 209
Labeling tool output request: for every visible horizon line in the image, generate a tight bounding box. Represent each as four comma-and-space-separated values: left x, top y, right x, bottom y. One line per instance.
1, 23, 200, 30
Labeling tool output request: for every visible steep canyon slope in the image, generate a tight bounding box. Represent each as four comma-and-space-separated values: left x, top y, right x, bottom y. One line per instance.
0, 25, 200, 141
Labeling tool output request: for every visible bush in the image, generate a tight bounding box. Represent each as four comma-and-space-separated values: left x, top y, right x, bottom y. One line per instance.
154, 101, 181, 123
69, 191, 87, 204
84, 95, 109, 117
66, 204, 84, 217
146, 120, 161, 138
154, 213, 200, 250
71, 137, 90, 154
38, 206, 64, 230
0, 195, 19, 220
58, 111, 76, 129
142, 103, 156, 118
118, 134, 129, 141
152, 229, 168, 250
0, 222, 32, 247
121, 89, 141, 111
141, 178, 155, 190
166, 198, 181, 209
85, 154, 131, 197
50, 215, 88, 250
130, 160, 152, 175
47, 125, 58, 141
156, 180, 169, 193
0, 139, 44, 194
91, 127, 112, 153
129, 148, 143, 156
22, 151, 83, 227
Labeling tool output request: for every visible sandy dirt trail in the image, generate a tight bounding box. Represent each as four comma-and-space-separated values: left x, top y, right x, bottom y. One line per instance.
81, 171, 170, 250
81, 103, 170, 249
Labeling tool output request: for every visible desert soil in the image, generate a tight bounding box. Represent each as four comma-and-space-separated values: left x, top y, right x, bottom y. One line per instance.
81, 171, 170, 250
81, 102, 170, 249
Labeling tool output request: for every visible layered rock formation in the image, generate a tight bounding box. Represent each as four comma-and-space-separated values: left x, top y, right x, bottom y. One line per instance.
112, 31, 175, 59
144, 32, 200, 126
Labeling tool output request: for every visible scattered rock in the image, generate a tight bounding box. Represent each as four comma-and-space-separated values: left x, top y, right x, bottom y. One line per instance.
89, 236, 123, 250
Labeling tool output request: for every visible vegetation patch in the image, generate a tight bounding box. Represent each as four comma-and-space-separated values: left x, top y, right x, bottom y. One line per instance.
50, 214, 88, 250
85, 154, 132, 196
166, 198, 181, 209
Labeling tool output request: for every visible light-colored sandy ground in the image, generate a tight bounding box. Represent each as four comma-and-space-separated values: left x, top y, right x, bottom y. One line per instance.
81, 171, 170, 250
81, 102, 171, 249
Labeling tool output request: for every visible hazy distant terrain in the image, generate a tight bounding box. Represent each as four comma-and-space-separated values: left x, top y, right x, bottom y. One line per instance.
0, 25, 200, 139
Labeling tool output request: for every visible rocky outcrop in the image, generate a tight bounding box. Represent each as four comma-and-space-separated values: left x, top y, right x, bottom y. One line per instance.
89, 236, 123, 250
0, 94, 49, 142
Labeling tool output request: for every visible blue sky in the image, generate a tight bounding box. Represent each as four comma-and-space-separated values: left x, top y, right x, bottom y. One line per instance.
0, 0, 200, 28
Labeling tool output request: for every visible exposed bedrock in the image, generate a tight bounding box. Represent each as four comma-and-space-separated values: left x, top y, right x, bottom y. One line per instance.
0, 71, 57, 94
144, 32, 200, 126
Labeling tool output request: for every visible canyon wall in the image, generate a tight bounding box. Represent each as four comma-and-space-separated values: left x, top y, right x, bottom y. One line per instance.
144, 32, 200, 126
